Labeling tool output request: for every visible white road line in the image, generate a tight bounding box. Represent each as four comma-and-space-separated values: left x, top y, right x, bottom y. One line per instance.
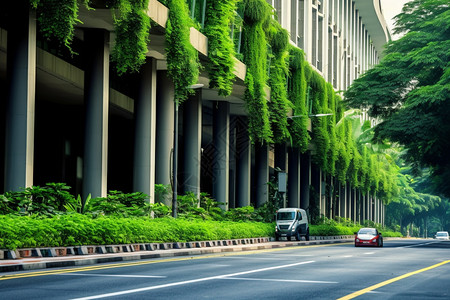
397, 241, 439, 248
222, 277, 338, 284
272, 254, 314, 257
58, 273, 166, 278
226, 256, 292, 260
364, 252, 375, 255
343, 255, 353, 258
70, 261, 315, 300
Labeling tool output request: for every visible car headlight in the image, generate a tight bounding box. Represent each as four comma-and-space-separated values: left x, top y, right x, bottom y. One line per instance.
356, 239, 359, 242
292, 227, 296, 232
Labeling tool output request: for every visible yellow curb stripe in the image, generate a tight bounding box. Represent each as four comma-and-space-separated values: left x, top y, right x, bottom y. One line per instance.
337, 260, 450, 300
1, 242, 346, 281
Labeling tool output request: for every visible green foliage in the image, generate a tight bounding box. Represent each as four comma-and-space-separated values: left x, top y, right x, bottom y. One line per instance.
109, 0, 151, 75
154, 183, 171, 205
165, 0, 200, 104
89, 190, 150, 217
326, 83, 338, 176
267, 20, 290, 144
30, 0, 89, 53
0, 183, 74, 216
344, 0, 450, 198
0, 215, 274, 249
310, 74, 330, 171
287, 46, 310, 152
64, 194, 91, 214
310, 224, 358, 236
204, 0, 239, 96
240, 0, 273, 143
224, 206, 256, 222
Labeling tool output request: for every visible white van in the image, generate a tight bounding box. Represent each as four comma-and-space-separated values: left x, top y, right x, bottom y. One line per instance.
435, 231, 449, 240
275, 208, 310, 241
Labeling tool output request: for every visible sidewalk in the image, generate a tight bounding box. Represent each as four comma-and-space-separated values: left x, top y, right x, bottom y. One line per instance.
0, 237, 353, 273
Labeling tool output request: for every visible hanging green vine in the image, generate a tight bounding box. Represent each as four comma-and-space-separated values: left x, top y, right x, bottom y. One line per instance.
310, 72, 330, 172
326, 82, 337, 176
165, 0, 200, 104
240, 0, 273, 143
204, 0, 239, 96
287, 46, 310, 152
109, 0, 151, 75
30, 0, 90, 53
267, 20, 290, 144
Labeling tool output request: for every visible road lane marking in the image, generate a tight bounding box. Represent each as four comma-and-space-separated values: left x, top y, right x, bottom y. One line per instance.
397, 241, 439, 248
0, 243, 342, 281
70, 261, 315, 299
337, 260, 450, 300
58, 273, 166, 278
222, 277, 337, 284
364, 252, 374, 255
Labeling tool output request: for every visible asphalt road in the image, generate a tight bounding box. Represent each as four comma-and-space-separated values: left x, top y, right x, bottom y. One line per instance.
1, 239, 450, 299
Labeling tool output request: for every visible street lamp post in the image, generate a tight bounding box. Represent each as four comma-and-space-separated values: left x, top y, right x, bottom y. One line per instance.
172, 83, 204, 218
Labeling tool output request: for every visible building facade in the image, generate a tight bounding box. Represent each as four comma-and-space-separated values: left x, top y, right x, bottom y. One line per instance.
0, 0, 389, 223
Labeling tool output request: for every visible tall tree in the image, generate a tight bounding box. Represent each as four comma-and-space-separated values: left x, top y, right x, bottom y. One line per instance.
344, 0, 450, 197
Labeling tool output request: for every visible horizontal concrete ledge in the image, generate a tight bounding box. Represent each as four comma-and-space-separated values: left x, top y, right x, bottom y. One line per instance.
0, 236, 354, 260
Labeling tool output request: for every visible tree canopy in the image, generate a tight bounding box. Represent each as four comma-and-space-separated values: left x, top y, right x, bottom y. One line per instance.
344, 0, 450, 198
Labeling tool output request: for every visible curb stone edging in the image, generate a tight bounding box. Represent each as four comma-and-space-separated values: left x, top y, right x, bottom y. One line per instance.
0, 237, 356, 273
0, 236, 354, 260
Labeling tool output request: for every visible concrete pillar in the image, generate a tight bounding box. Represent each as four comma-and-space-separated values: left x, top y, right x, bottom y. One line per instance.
363, 192, 367, 222
155, 71, 174, 205
83, 29, 109, 199
320, 170, 325, 217
133, 58, 156, 203
235, 117, 251, 207
300, 152, 311, 211
311, 163, 320, 216
275, 143, 287, 207
255, 142, 269, 208
275, 144, 287, 172
183, 90, 202, 198
229, 118, 237, 209
341, 182, 347, 219
287, 147, 300, 208
213, 102, 230, 209
4, 7, 36, 192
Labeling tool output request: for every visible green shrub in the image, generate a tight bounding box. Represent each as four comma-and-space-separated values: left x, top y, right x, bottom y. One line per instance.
0, 183, 75, 216
0, 215, 274, 249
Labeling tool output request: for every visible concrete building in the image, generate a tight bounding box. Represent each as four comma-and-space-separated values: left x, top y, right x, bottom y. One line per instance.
0, 0, 389, 224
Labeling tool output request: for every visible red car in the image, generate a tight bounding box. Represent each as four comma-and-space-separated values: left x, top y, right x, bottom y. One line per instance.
355, 228, 383, 247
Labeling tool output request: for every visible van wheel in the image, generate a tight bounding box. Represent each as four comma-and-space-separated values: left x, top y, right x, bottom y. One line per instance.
287, 236, 292, 241
275, 235, 279, 241
305, 229, 310, 241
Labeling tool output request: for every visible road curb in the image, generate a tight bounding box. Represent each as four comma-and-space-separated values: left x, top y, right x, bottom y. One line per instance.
0, 237, 354, 273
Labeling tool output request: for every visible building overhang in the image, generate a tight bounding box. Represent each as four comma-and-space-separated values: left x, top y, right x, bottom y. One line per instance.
354, 0, 391, 57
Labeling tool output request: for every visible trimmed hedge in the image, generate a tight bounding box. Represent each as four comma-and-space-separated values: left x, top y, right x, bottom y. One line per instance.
310, 224, 402, 238
0, 215, 403, 250
0, 215, 274, 250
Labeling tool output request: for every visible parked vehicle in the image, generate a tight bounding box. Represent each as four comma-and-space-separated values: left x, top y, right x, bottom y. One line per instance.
355, 228, 383, 247
275, 208, 309, 241
435, 231, 449, 240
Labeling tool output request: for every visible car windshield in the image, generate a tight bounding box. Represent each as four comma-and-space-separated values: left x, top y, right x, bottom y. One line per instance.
436, 232, 448, 237
358, 229, 376, 235
277, 212, 295, 220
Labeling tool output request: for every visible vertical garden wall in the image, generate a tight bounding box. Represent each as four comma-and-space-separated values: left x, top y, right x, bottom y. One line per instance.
28, 0, 400, 211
